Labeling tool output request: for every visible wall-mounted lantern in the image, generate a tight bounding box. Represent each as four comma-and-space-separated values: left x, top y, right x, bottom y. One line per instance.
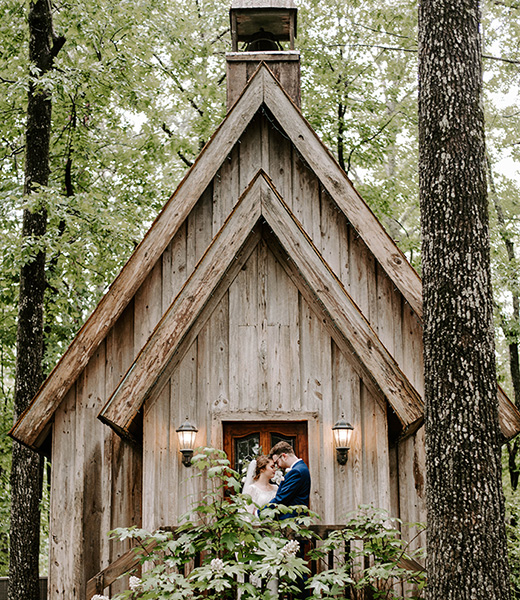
176, 418, 198, 467
332, 415, 354, 465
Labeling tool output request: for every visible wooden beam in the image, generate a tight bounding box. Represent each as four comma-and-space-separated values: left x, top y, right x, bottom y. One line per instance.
9, 66, 267, 449
498, 385, 520, 441
131, 226, 261, 431
13, 61, 520, 450
262, 66, 423, 319
99, 176, 263, 435
259, 175, 424, 427
86, 540, 157, 599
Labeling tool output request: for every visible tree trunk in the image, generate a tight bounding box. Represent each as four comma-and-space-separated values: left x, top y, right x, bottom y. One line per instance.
418, 0, 511, 597
8, 1, 63, 598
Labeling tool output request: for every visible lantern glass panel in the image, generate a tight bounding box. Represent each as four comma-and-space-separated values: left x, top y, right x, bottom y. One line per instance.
178, 429, 197, 451
333, 426, 352, 449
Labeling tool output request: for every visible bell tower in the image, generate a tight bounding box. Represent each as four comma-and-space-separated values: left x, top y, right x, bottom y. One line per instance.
226, 0, 300, 109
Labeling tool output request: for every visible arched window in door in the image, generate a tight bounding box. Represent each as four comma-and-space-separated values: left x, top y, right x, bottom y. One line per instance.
223, 421, 309, 476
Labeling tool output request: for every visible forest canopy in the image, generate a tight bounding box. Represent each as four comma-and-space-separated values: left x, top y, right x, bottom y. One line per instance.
1, 0, 520, 584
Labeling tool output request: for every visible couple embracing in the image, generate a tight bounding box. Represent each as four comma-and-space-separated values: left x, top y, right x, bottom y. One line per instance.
242, 441, 311, 516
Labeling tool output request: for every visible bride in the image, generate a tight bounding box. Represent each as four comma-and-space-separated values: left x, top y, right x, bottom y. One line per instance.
242, 455, 278, 515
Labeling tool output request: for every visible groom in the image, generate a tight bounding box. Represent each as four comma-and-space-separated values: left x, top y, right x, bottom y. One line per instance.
268, 441, 311, 513
268, 441, 311, 599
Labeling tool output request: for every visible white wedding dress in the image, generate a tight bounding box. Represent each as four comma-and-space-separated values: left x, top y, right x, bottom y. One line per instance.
244, 482, 278, 514
242, 460, 278, 514
241, 461, 279, 596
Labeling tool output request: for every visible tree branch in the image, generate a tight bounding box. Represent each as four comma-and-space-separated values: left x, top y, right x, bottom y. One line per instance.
345, 112, 398, 174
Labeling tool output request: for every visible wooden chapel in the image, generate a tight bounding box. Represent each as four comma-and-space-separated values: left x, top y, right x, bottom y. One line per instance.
11, 1, 520, 597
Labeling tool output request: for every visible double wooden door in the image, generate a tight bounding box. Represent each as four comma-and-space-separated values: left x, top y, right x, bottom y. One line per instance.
223, 421, 309, 475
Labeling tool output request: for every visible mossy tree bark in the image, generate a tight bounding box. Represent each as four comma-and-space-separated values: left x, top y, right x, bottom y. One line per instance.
8, 1, 64, 598
418, 0, 511, 598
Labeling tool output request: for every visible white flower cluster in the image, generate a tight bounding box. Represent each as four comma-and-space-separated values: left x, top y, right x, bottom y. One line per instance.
129, 575, 142, 590
210, 557, 225, 573
280, 540, 299, 558
91, 595, 109, 600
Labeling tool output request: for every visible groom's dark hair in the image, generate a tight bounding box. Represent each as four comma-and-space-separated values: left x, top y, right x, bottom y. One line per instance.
269, 441, 295, 457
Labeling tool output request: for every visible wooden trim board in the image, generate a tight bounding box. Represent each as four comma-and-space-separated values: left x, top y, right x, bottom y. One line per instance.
100, 172, 424, 436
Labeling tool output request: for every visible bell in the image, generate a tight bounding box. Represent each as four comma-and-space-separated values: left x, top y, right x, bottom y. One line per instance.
230, 0, 297, 52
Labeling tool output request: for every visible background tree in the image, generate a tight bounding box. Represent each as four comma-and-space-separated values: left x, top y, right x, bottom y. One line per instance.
8, 0, 64, 597
419, 0, 511, 597
1, 0, 520, 588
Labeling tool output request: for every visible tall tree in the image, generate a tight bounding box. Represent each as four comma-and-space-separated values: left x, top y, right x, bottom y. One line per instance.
8, 0, 64, 597
418, 0, 511, 597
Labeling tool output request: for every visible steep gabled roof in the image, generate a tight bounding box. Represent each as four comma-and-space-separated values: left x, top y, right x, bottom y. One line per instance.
10, 63, 520, 449
99, 172, 424, 438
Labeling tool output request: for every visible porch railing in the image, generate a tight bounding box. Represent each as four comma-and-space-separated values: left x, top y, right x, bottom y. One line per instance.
86, 524, 424, 599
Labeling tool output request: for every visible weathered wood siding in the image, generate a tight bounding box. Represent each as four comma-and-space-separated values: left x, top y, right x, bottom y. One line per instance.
47, 110, 425, 597
142, 239, 393, 528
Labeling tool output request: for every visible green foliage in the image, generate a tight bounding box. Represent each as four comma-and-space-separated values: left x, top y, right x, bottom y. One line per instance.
1, 0, 520, 585
298, 0, 421, 269
110, 448, 425, 600
0, 411, 12, 575
502, 447, 520, 599
309, 507, 425, 599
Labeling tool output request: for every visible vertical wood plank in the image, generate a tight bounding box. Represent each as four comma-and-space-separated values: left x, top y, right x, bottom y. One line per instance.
198, 291, 230, 414
361, 382, 379, 507
49, 387, 78, 598
360, 384, 390, 511
320, 188, 342, 276
397, 434, 411, 533
134, 261, 163, 350
267, 116, 292, 205
257, 240, 269, 411
162, 221, 188, 308
213, 147, 240, 235
171, 341, 201, 519
292, 154, 320, 242
261, 114, 270, 173
239, 113, 262, 195
265, 246, 300, 411
299, 296, 333, 519
388, 443, 400, 519
348, 370, 363, 514
376, 264, 397, 356
76, 341, 107, 596
398, 428, 427, 552
148, 384, 170, 529
338, 217, 351, 295
375, 400, 391, 512
229, 247, 259, 410
135, 259, 163, 532
106, 301, 142, 595
401, 302, 425, 394
332, 343, 363, 520
143, 378, 170, 528
142, 404, 155, 530
226, 60, 247, 109
105, 300, 141, 594
187, 184, 214, 274
349, 230, 376, 321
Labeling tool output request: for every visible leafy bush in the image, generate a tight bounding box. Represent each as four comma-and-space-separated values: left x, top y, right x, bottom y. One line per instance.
109, 447, 425, 600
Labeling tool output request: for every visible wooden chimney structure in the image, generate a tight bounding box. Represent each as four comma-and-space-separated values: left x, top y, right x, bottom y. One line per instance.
227, 0, 300, 108
11, 1, 520, 598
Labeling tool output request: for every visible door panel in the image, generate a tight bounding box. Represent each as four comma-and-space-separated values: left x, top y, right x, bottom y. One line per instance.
223, 421, 309, 474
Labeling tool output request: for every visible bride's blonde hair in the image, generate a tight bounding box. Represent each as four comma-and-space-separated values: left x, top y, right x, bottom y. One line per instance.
253, 455, 271, 480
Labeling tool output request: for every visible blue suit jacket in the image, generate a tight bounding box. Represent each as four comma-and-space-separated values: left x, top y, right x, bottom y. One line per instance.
270, 460, 311, 510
